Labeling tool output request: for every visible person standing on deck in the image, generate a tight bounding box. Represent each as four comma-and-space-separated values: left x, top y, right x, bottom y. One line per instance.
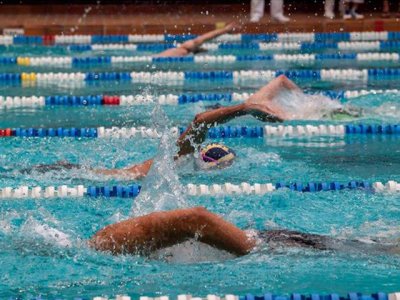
250, 0, 290, 23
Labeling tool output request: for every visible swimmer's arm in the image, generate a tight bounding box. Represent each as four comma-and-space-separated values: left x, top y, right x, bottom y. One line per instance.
248, 75, 301, 105
89, 207, 255, 256
155, 22, 238, 57
177, 102, 283, 157
181, 22, 238, 51
243, 75, 302, 121
94, 159, 153, 179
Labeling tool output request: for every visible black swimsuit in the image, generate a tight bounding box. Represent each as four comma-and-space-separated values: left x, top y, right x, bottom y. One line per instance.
259, 229, 332, 250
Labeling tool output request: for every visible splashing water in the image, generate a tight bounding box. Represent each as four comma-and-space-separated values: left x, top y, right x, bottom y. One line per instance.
21, 217, 72, 248
272, 89, 343, 120
374, 102, 400, 119
150, 240, 235, 263
131, 104, 188, 216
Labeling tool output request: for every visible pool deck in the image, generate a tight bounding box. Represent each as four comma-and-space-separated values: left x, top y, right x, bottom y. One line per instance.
0, 4, 399, 35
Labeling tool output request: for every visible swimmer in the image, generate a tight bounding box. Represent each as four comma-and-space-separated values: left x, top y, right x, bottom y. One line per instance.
154, 22, 239, 57
90, 207, 399, 256
24, 75, 358, 179
57, 75, 292, 178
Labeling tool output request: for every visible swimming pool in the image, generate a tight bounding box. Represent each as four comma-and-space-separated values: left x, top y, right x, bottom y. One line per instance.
0, 32, 399, 299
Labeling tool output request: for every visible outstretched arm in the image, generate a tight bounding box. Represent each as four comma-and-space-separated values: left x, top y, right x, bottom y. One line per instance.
155, 22, 239, 57
90, 207, 255, 256
180, 21, 239, 52
176, 75, 298, 156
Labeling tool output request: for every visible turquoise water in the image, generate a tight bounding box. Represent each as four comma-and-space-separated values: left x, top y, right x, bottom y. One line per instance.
0, 45, 400, 299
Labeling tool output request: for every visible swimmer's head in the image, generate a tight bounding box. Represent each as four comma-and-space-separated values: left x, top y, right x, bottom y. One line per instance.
196, 143, 236, 170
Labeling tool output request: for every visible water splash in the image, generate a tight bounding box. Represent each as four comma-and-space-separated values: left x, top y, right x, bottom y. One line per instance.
150, 240, 235, 263
374, 102, 400, 119
272, 90, 343, 120
21, 217, 72, 248
131, 104, 188, 216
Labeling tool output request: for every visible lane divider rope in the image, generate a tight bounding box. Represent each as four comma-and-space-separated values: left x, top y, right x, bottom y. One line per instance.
0, 124, 399, 139
1, 180, 399, 199
0, 89, 397, 108
1, 31, 398, 46
4, 52, 400, 67
2, 68, 400, 85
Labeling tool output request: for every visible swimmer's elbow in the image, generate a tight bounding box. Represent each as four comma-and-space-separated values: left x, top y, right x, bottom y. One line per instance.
277, 74, 288, 80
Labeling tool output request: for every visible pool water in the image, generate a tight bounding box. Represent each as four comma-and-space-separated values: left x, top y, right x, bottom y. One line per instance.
0, 43, 400, 299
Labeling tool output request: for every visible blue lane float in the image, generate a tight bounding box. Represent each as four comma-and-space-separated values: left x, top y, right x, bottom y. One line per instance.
241, 293, 390, 300
1, 180, 399, 199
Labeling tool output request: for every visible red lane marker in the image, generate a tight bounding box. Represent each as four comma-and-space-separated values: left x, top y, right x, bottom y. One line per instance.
103, 95, 111, 105
5, 128, 11, 136
103, 95, 120, 105
0, 129, 5, 137
42, 35, 55, 46
112, 96, 120, 105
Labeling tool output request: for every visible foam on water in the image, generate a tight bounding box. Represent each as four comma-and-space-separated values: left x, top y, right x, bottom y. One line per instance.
272, 89, 343, 120
374, 102, 400, 119
151, 240, 235, 263
21, 217, 72, 248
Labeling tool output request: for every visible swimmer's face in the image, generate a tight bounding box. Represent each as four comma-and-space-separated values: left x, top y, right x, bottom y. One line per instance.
196, 144, 236, 170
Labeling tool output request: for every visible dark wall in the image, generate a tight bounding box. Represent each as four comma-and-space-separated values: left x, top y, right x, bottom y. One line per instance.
0, 0, 387, 12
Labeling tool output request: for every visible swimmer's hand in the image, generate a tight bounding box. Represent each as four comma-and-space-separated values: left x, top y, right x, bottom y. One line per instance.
224, 21, 241, 33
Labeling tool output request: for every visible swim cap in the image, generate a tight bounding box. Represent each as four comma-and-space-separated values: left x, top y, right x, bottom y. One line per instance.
197, 143, 236, 169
